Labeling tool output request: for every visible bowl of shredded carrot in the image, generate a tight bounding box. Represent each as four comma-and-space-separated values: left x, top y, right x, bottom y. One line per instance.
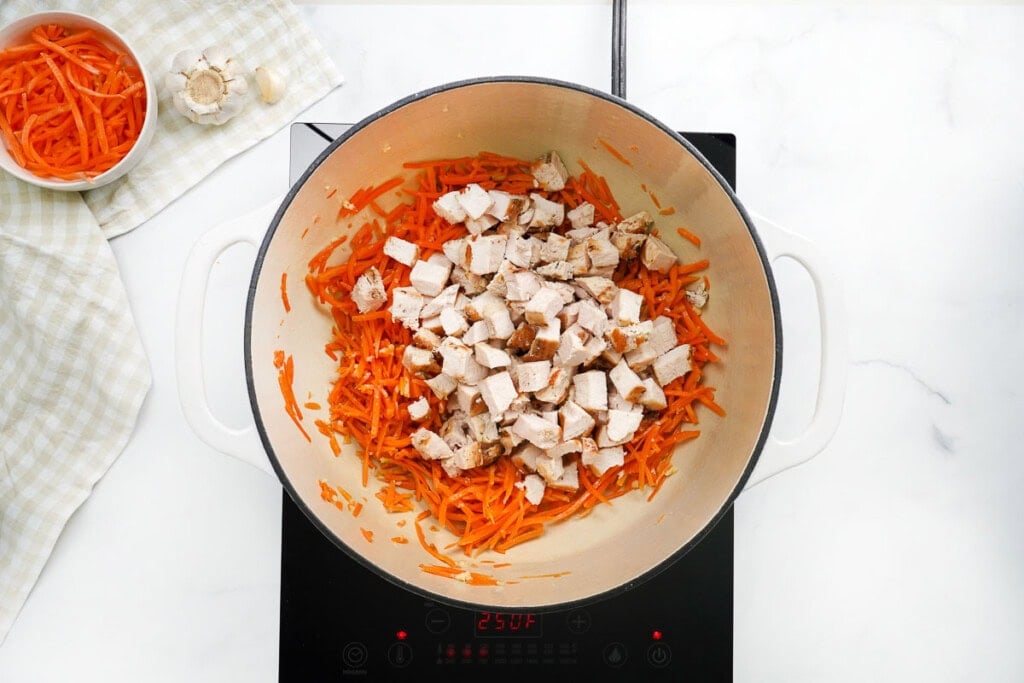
0, 11, 156, 191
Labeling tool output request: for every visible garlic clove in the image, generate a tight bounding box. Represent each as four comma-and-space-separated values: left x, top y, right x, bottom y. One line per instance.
253, 66, 284, 104
171, 50, 202, 74
201, 45, 232, 72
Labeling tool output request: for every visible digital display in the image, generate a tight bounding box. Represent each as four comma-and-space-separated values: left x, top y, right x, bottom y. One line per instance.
474, 611, 543, 638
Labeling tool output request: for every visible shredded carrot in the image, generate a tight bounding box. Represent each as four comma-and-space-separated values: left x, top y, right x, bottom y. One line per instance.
0, 23, 147, 180
391, 536, 409, 544
305, 151, 726, 563
280, 272, 290, 312
304, 401, 321, 410
360, 528, 374, 543
275, 350, 310, 442
659, 206, 676, 216
676, 226, 702, 247
597, 137, 633, 166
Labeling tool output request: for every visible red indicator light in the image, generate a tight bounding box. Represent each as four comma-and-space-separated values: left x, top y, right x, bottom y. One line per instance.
445, 645, 456, 658
396, 630, 408, 641
479, 645, 490, 658
652, 630, 664, 641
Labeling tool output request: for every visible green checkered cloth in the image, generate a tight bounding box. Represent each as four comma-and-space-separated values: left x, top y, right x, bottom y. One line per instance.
0, 0, 342, 644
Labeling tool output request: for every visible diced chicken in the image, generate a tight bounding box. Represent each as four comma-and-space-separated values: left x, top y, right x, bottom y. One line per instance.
528, 194, 565, 229
465, 213, 499, 235
596, 424, 632, 448
548, 439, 582, 458
440, 413, 471, 449
465, 292, 506, 321
566, 226, 599, 243
401, 344, 440, 375
383, 236, 420, 266
433, 191, 468, 224
442, 238, 470, 269
606, 321, 654, 354
505, 269, 543, 301
546, 281, 576, 304
452, 442, 485, 470
574, 276, 618, 305
477, 371, 518, 417
539, 233, 571, 263
610, 288, 643, 325
554, 327, 590, 368
425, 372, 457, 399
500, 426, 525, 452
686, 279, 709, 309
487, 190, 518, 221
641, 235, 678, 272
467, 235, 508, 275
390, 286, 425, 330
506, 322, 537, 353
462, 320, 490, 346
531, 150, 569, 191
412, 327, 442, 351
457, 183, 494, 220
535, 454, 565, 483
485, 306, 516, 340
647, 316, 678, 356
511, 443, 543, 472
567, 202, 595, 229
606, 409, 643, 443
585, 230, 620, 271
534, 366, 574, 404
511, 413, 561, 449
549, 460, 579, 491
524, 286, 564, 325
566, 242, 591, 276
409, 259, 451, 297
575, 300, 607, 337
411, 428, 455, 460
582, 445, 625, 476
450, 266, 488, 294
428, 251, 453, 269
421, 283, 460, 319
573, 370, 608, 412
579, 336, 607, 367
485, 259, 517, 298
601, 345, 623, 367
504, 235, 539, 268
467, 411, 501, 444
535, 261, 574, 281
524, 319, 560, 361
652, 344, 692, 386
440, 307, 469, 337
439, 338, 488, 384
420, 315, 444, 334
455, 383, 483, 414
559, 400, 596, 440
609, 360, 646, 402
407, 397, 431, 421
638, 377, 668, 411
474, 342, 511, 369
617, 211, 653, 234
351, 267, 386, 313
517, 473, 546, 505
516, 360, 552, 393
624, 342, 658, 371
610, 230, 647, 259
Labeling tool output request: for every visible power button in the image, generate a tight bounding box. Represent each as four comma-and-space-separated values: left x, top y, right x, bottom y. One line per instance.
646, 642, 672, 668
388, 641, 413, 668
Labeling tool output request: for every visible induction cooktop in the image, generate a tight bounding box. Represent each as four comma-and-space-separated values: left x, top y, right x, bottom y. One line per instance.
279, 123, 737, 682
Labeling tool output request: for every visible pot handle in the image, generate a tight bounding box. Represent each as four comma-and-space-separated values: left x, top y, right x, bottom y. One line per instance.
743, 213, 848, 489
175, 199, 283, 478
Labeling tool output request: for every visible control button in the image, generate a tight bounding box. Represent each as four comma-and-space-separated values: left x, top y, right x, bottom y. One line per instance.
647, 642, 672, 668
341, 642, 368, 669
425, 608, 451, 634
566, 609, 592, 634
387, 642, 413, 668
602, 642, 628, 667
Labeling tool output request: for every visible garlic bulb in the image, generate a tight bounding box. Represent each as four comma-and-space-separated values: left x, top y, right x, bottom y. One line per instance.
165, 46, 248, 125
253, 66, 285, 104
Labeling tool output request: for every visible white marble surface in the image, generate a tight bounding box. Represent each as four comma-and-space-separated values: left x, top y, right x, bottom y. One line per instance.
2, 2, 1023, 681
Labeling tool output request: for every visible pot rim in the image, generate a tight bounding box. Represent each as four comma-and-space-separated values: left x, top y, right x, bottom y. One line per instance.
244, 75, 783, 612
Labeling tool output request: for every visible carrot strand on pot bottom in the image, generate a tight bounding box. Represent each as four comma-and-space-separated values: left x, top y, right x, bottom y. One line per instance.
301, 151, 726, 563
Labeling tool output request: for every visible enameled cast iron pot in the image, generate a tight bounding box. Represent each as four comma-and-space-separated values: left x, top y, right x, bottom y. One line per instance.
177, 77, 846, 612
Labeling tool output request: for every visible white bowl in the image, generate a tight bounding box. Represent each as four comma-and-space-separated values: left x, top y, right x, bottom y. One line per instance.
0, 11, 157, 191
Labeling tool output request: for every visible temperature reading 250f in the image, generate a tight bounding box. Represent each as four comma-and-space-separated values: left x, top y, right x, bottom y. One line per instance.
474, 612, 543, 638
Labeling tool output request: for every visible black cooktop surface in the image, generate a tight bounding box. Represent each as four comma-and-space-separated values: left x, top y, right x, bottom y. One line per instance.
280, 125, 737, 682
